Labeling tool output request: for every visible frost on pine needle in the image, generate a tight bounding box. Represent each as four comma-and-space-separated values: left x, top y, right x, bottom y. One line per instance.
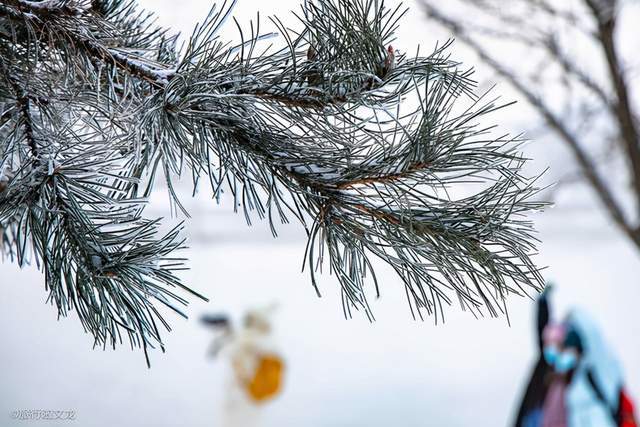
0, 0, 546, 364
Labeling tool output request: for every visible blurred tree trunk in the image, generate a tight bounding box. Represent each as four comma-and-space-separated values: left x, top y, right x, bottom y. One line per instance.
420, 0, 640, 252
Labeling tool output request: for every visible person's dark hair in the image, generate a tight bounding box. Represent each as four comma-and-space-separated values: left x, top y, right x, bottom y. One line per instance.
563, 329, 584, 354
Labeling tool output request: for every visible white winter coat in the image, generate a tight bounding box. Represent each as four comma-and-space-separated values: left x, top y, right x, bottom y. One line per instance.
565, 309, 623, 427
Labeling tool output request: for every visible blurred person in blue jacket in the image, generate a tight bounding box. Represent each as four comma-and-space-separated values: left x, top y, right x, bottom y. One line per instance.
514, 288, 637, 427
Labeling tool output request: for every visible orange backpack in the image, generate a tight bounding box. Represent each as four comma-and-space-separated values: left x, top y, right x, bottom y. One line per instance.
244, 354, 284, 402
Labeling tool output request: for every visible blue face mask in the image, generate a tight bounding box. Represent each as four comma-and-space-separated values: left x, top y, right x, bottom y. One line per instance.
543, 346, 559, 365
555, 351, 579, 374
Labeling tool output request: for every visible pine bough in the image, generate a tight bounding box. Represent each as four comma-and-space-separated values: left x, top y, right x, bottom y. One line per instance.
0, 0, 546, 364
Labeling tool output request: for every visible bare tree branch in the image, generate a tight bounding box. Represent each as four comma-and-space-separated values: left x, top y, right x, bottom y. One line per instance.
421, 1, 640, 248
584, 0, 640, 224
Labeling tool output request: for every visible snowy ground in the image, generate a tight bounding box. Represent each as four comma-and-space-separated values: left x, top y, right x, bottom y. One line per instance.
1, 1, 639, 426
1, 181, 639, 427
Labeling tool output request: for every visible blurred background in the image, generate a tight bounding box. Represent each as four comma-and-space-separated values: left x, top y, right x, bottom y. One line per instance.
1, 0, 639, 426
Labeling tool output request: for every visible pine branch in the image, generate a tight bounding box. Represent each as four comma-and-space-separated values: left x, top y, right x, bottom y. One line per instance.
0, 0, 547, 363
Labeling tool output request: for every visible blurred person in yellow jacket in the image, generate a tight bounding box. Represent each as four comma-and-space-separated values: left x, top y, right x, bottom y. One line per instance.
202, 304, 284, 426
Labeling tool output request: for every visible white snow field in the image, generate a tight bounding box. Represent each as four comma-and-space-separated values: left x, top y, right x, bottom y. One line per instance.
1, 184, 639, 427
1, 1, 639, 426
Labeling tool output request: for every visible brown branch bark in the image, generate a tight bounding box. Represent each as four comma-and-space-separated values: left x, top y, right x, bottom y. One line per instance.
0, 0, 360, 111
0, 1, 170, 87
336, 161, 431, 189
